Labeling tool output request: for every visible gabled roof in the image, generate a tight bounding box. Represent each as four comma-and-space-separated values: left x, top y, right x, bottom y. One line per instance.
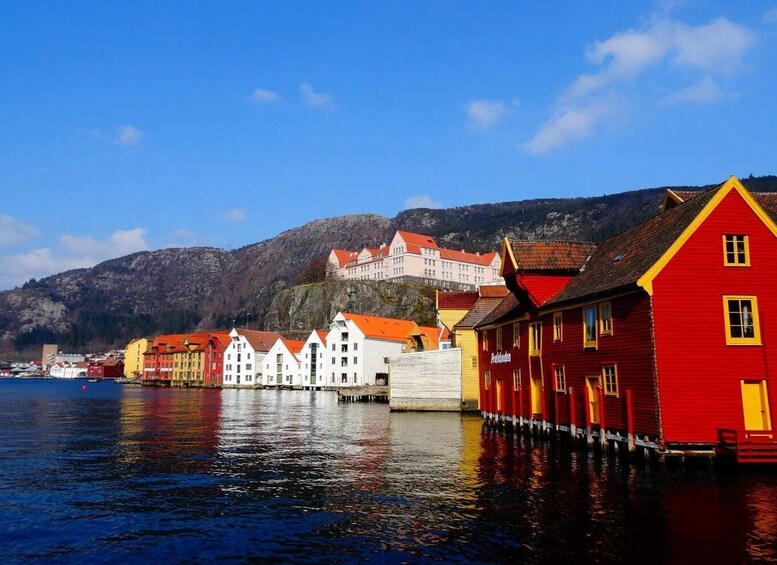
546, 179, 725, 306
454, 296, 505, 329
417, 326, 442, 349
396, 231, 438, 249
437, 290, 479, 310
331, 249, 359, 267
238, 329, 282, 352
341, 312, 419, 342
438, 248, 499, 266
502, 240, 594, 274
314, 330, 329, 342
478, 285, 509, 298
475, 293, 524, 328
663, 188, 777, 222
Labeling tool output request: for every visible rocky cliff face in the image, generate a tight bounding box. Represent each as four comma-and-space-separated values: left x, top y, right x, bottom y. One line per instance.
264, 280, 437, 339
2, 175, 775, 356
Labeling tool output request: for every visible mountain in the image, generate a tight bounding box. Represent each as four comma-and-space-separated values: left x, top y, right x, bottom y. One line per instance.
2, 175, 775, 356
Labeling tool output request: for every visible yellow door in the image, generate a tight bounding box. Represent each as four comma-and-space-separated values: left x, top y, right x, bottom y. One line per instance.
531, 377, 542, 415
586, 377, 600, 425
496, 380, 503, 413
741, 381, 772, 431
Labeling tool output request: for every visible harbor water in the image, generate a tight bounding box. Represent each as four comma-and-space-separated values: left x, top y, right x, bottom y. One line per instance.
0, 379, 774, 563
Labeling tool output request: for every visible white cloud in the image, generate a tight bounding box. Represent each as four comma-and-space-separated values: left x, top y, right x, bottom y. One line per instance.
467, 100, 507, 130
221, 208, 247, 223
114, 125, 144, 146
765, 7, 777, 23
671, 18, 755, 73
522, 104, 609, 155
250, 88, 282, 103
60, 228, 149, 257
523, 15, 756, 154
300, 83, 333, 109
404, 195, 443, 210
665, 76, 725, 104
0, 228, 151, 289
0, 215, 39, 247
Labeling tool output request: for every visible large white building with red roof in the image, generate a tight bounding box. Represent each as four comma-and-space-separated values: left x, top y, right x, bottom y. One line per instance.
223, 328, 282, 387
328, 230, 502, 290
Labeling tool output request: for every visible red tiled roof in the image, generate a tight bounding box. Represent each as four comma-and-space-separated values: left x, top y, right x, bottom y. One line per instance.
438, 248, 499, 266
417, 326, 442, 349
397, 231, 438, 249
342, 312, 418, 342
508, 240, 594, 272
479, 285, 509, 298
238, 329, 282, 352
279, 339, 306, 362
667, 189, 777, 222
437, 290, 479, 310
332, 249, 358, 267
314, 330, 329, 342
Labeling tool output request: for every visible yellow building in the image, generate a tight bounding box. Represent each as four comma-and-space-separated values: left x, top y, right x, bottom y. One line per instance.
124, 337, 149, 379
171, 334, 207, 387
437, 286, 508, 410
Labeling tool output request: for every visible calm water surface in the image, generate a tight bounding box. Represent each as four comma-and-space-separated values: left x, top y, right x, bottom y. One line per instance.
0, 379, 774, 563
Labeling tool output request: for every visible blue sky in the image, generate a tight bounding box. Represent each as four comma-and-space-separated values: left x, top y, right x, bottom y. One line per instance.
1, 1, 776, 289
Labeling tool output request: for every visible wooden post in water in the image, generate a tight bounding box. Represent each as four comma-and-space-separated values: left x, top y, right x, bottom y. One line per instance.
584, 386, 593, 447
598, 386, 606, 449
569, 388, 577, 444
625, 389, 635, 453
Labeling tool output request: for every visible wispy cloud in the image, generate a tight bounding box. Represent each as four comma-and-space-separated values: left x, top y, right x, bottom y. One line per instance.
665, 76, 726, 104
300, 83, 333, 109
522, 15, 756, 154
0, 228, 150, 289
404, 195, 443, 210
221, 208, 247, 223
522, 104, 610, 156
467, 100, 507, 130
250, 88, 282, 103
763, 7, 777, 23
0, 215, 39, 247
114, 125, 144, 146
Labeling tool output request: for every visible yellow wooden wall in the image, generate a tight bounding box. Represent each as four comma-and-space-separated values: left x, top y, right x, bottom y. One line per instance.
124, 338, 149, 379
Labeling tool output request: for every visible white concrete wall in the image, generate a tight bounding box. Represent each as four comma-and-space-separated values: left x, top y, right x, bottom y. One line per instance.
388, 348, 462, 411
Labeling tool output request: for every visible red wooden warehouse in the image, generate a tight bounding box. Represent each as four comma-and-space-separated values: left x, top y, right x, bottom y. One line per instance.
477, 177, 777, 463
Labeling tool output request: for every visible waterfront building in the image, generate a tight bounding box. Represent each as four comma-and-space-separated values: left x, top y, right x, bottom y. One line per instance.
263, 338, 306, 387
124, 337, 149, 379
223, 328, 282, 388
325, 312, 435, 388
49, 362, 89, 379
142, 334, 185, 385
477, 177, 777, 463
87, 358, 124, 380
328, 230, 502, 290
446, 286, 509, 410
299, 330, 329, 389
41, 344, 58, 371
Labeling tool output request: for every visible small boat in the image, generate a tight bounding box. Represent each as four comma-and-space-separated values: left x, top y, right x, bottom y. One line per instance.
87, 378, 102, 383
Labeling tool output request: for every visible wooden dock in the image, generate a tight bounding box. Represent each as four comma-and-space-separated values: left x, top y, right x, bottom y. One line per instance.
337, 385, 389, 403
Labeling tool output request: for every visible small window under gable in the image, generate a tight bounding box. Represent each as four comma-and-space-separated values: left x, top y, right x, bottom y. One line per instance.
496, 328, 503, 350
512, 323, 520, 348
724, 235, 749, 266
